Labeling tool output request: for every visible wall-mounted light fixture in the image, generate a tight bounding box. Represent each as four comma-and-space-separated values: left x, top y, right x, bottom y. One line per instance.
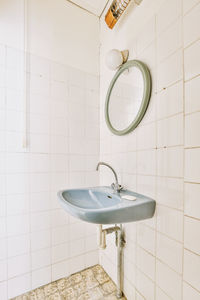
105, 49, 129, 70
105, 0, 143, 29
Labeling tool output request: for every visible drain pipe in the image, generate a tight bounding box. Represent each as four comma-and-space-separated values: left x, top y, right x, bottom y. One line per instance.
98, 224, 125, 298
116, 224, 124, 298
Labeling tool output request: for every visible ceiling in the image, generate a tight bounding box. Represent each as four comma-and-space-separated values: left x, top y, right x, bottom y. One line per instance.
68, 0, 109, 17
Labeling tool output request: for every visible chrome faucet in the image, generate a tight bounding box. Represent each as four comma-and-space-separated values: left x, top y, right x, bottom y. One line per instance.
96, 162, 123, 193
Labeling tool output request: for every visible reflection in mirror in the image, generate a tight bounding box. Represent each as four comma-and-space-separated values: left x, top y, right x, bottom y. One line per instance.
109, 67, 144, 131
105, 60, 151, 135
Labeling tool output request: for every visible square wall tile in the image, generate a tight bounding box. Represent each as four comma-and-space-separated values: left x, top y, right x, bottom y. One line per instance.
184, 183, 200, 219
185, 112, 200, 147
183, 3, 200, 47
85, 235, 98, 252
137, 175, 156, 199
137, 122, 156, 150
30, 74, 50, 96
6, 174, 30, 195
137, 17, 156, 53
137, 224, 156, 255
157, 232, 183, 274
157, 205, 183, 242
157, 147, 184, 178
6, 47, 24, 70
0, 87, 6, 109
0, 195, 6, 217
29, 54, 50, 78
51, 62, 68, 82
183, 282, 200, 300
8, 273, 31, 299
32, 266, 51, 290
136, 269, 155, 300
0, 217, 6, 238
184, 216, 200, 255
7, 234, 30, 258
31, 248, 51, 270
31, 211, 51, 232
29, 93, 49, 115
29, 114, 50, 135
157, 177, 183, 210
136, 246, 155, 280
124, 279, 136, 300
157, 81, 183, 120
185, 75, 200, 114
124, 257, 136, 287
6, 153, 30, 173
8, 254, 31, 278
30, 133, 50, 154
31, 230, 51, 251
52, 260, 69, 282
185, 148, 200, 182
157, 114, 183, 148
0, 238, 6, 260
156, 260, 182, 300
6, 89, 23, 111
69, 222, 85, 241
157, 0, 182, 34
30, 192, 51, 212
157, 50, 183, 91
0, 45, 6, 66
157, 18, 182, 62
52, 243, 69, 264
138, 42, 156, 71
69, 255, 85, 275
52, 226, 69, 246
137, 150, 156, 175
183, 249, 200, 291
7, 214, 30, 237
184, 40, 200, 80
0, 260, 7, 281
0, 67, 5, 88
7, 194, 29, 216
85, 251, 98, 268
0, 281, 7, 300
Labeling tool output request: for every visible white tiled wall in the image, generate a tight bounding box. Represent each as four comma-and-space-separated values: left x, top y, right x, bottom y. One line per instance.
0, 0, 100, 298
99, 0, 200, 299
0, 47, 99, 299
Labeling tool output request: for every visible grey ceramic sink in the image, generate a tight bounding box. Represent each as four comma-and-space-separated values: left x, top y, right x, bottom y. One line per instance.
58, 186, 156, 224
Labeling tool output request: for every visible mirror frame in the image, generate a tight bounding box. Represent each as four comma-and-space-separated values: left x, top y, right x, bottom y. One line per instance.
105, 60, 152, 136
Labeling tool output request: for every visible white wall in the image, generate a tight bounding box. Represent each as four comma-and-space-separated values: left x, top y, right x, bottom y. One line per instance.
0, 1, 100, 299
0, 0, 99, 74
99, 0, 200, 299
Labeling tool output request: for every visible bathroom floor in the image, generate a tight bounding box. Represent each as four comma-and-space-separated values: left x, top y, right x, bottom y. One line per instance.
11, 265, 126, 300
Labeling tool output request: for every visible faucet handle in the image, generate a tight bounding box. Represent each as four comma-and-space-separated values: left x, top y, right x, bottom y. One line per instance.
118, 184, 123, 192
111, 183, 115, 190
111, 183, 123, 192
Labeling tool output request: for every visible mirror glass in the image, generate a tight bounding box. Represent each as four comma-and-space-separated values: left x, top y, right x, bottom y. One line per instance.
105, 60, 151, 136
109, 67, 144, 131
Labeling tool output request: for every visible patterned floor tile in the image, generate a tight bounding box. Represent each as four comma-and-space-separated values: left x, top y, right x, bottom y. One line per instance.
11, 265, 127, 300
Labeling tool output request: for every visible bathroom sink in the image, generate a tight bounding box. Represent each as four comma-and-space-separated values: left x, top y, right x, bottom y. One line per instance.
58, 186, 156, 224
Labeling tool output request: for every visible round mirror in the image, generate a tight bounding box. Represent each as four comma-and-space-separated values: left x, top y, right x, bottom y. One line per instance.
105, 60, 151, 135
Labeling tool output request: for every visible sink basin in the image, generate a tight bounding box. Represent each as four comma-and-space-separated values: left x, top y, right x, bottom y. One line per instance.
58, 186, 156, 224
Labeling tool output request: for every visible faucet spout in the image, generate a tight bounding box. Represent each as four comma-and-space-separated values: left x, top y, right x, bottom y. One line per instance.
96, 162, 123, 193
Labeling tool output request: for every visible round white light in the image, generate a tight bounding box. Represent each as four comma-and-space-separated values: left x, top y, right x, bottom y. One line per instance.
105, 49, 123, 70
